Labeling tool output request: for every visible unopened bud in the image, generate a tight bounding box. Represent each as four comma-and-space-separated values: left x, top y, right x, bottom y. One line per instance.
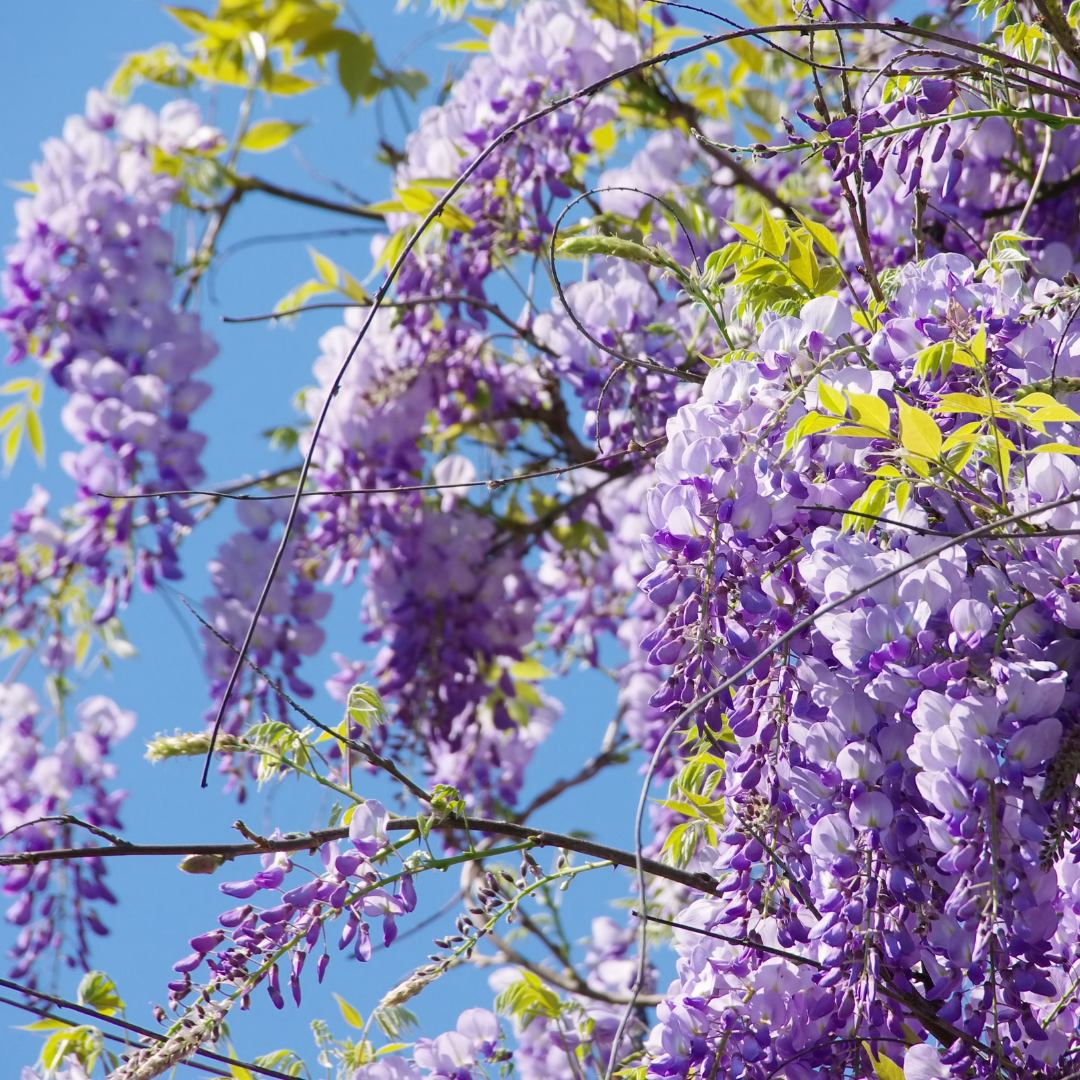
178, 854, 226, 875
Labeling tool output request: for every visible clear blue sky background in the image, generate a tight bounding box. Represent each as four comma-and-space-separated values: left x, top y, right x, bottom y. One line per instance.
0, 1, 656, 1071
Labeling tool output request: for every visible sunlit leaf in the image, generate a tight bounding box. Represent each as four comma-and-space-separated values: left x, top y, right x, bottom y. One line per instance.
816, 380, 847, 417
897, 399, 942, 460
240, 119, 306, 152
795, 211, 839, 259
334, 994, 364, 1030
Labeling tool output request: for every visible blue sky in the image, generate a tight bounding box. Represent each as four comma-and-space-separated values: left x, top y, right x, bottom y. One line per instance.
0, 1, 659, 1070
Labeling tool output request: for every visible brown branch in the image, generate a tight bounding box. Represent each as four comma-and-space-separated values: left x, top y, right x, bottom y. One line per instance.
515, 730, 632, 822
1032, 0, 1080, 73
0, 816, 724, 898
231, 173, 386, 221
636, 912, 823, 968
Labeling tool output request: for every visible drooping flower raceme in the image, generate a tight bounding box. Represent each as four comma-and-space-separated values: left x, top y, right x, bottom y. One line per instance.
1, 91, 220, 593
0, 682, 133, 986
634, 255, 1080, 1077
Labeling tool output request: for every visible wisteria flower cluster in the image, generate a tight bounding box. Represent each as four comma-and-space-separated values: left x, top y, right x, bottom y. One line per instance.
0, 682, 132, 986
1, 90, 219, 588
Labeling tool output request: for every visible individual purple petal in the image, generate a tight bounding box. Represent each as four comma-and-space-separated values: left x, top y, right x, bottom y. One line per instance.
219, 880, 259, 899
172, 952, 203, 973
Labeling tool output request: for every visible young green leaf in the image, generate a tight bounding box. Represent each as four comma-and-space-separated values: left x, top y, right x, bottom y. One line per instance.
816, 380, 847, 417
556, 235, 669, 267
897, 399, 942, 460
795, 211, 839, 258
861, 1043, 905, 1080
335, 994, 365, 1029
847, 392, 890, 433
758, 212, 786, 258
240, 120, 305, 153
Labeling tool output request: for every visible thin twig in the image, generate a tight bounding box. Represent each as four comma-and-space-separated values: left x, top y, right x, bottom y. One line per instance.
0, 994, 230, 1078
96, 438, 665, 504
485, 930, 664, 1006
171, 592, 431, 804
0, 977, 294, 1080
221, 294, 558, 356
632, 911, 823, 968
230, 172, 386, 221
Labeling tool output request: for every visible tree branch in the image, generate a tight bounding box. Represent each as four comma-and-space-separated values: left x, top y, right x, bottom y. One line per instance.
1032, 0, 1080, 73
0, 816, 723, 897
515, 725, 631, 822
231, 173, 386, 221
981, 163, 1080, 218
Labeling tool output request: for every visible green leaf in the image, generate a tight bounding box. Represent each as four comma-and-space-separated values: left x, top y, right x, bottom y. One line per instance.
346, 683, 388, 729
337, 31, 377, 106
1029, 404, 1080, 424
556, 235, 668, 267
18, 1019, 71, 1032
375, 1004, 419, 1039
0, 402, 21, 431
264, 71, 319, 96
386, 69, 429, 100
308, 246, 340, 287
847, 392, 890, 433
967, 324, 987, 366
861, 1043, 905, 1080
240, 120, 305, 153
758, 212, 785, 259
339, 269, 369, 303
934, 392, 993, 416
3, 418, 23, 470
334, 995, 364, 1029
0, 377, 37, 395
787, 232, 817, 290
815, 265, 843, 294
494, 971, 562, 1026
274, 277, 334, 314
1031, 442, 1080, 454
510, 657, 552, 681
26, 409, 44, 465
164, 6, 215, 34
77, 971, 124, 1017
897, 399, 942, 460
795, 211, 839, 259
263, 425, 299, 453
816, 380, 847, 417
395, 184, 475, 232
843, 478, 889, 534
